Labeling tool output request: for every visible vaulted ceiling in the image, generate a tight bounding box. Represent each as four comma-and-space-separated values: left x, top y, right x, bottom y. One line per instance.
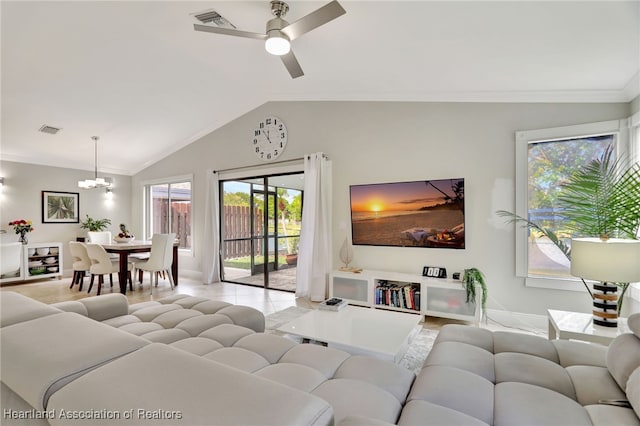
2, 1, 638, 175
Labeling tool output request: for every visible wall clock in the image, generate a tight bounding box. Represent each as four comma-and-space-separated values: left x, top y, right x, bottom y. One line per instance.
253, 116, 287, 162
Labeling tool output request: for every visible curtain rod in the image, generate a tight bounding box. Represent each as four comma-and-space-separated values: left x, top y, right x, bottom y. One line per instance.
213, 153, 328, 174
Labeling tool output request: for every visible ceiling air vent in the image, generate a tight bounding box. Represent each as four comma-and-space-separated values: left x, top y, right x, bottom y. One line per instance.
38, 125, 61, 135
192, 9, 235, 28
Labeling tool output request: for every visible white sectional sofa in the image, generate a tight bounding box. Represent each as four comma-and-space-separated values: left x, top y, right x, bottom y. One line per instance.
1, 291, 639, 426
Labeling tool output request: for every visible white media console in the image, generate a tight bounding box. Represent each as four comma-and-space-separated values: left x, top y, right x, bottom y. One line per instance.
329, 269, 482, 325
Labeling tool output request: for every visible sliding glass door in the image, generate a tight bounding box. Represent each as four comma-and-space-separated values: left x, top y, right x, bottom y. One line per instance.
220, 173, 303, 291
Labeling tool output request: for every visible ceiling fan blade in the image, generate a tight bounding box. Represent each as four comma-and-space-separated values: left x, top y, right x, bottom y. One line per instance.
194, 24, 267, 41
280, 0, 346, 41
281, 50, 304, 79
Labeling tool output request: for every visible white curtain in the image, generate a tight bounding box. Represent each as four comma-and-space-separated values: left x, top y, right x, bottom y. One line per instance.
202, 170, 221, 284
296, 153, 332, 301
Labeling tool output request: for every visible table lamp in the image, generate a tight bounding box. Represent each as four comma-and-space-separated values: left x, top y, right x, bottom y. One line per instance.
570, 238, 640, 327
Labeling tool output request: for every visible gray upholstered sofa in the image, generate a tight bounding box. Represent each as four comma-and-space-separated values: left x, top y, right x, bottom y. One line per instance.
1, 292, 414, 425
2, 291, 639, 426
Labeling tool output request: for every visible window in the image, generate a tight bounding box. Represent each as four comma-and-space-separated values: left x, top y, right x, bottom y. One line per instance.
144, 176, 192, 250
515, 120, 629, 290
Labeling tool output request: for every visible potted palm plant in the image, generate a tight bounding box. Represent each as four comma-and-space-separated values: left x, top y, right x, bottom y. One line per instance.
497, 147, 640, 311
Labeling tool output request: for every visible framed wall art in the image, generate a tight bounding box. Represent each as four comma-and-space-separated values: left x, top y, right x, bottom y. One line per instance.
42, 191, 79, 223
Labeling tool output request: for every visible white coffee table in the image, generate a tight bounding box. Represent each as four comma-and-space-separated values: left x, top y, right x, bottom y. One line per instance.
276, 306, 422, 363
547, 309, 630, 346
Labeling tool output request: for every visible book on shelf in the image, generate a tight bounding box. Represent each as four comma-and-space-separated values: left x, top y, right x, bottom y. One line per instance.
374, 280, 420, 311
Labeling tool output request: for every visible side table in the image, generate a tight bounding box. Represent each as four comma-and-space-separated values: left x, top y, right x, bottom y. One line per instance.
547, 309, 629, 346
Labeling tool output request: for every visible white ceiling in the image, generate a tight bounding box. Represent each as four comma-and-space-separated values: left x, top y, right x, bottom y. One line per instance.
2, 1, 638, 176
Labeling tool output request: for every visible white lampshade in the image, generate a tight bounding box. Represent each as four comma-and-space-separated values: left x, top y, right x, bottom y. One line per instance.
265, 32, 290, 56
570, 238, 640, 283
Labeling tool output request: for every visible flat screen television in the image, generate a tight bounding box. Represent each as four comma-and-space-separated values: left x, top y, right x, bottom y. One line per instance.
350, 178, 465, 249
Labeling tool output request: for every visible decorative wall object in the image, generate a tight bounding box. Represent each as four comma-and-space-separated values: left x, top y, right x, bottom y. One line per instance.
350, 178, 465, 249
42, 191, 79, 223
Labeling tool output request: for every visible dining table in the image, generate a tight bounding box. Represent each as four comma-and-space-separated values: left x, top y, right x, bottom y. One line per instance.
101, 240, 179, 295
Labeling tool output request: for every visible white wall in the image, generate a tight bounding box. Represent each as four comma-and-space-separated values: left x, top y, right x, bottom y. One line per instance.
133, 101, 632, 317
0, 161, 132, 275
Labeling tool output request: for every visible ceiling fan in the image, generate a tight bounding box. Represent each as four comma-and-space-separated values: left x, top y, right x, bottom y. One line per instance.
194, 0, 346, 79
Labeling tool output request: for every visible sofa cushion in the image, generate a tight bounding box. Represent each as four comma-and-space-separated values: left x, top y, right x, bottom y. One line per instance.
424, 341, 495, 382
585, 404, 640, 426
407, 365, 494, 425
553, 339, 607, 367
175, 314, 233, 335
50, 300, 88, 316
607, 333, 640, 390
170, 336, 224, 356
217, 304, 266, 332
628, 313, 640, 339
151, 308, 202, 328
0, 312, 147, 410
198, 323, 255, 346
494, 352, 576, 399
234, 333, 298, 364
205, 347, 271, 373
0, 291, 61, 327
313, 378, 402, 425
398, 400, 489, 426
433, 324, 494, 352
334, 355, 415, 403
256, 363, 328, 393
1, 382, 50, 426
46, 343, 334, 426
566, 365, 626, 405
78, 293, 129, 321
494, 382, 592, 426
627, 368, 640, 419
493, 331, 559, 363
279, 343, 351, 378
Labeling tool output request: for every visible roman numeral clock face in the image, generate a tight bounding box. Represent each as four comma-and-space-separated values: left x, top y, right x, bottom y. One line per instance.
253, 116, 287, 161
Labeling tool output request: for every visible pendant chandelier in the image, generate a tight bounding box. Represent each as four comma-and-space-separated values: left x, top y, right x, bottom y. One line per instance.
78, 136, 112, 189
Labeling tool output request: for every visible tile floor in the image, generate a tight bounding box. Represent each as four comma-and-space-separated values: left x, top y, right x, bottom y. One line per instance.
0, 274, 314, 316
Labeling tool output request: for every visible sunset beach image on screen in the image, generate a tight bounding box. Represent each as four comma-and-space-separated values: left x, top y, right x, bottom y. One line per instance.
349, 178, 465, 249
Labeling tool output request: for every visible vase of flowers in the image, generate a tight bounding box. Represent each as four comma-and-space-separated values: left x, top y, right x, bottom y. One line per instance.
9, 219, 34, 245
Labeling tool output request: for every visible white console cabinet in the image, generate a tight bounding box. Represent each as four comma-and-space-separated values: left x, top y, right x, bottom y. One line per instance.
329, 269, 482, 325
0, 242, 63, 284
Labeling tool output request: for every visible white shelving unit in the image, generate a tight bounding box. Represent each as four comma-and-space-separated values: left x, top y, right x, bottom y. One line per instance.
0, 242, 63, 284
329, 269, 482, 325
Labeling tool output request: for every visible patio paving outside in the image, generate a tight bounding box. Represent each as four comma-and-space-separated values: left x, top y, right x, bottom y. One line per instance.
223, 265, 297, 292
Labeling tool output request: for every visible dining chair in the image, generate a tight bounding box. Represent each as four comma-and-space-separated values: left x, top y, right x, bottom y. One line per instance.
85, 243, 133, 295
68, 241, 91, 291
87, 231, 112, 244
133, 233, 175, 294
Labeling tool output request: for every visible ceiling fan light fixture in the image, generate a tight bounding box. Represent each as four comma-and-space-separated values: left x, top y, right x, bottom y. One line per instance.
265, 31, 290, 55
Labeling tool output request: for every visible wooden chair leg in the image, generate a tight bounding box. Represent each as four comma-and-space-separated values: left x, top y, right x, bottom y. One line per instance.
109, 273, 113, 288
138, 269, 143, 284
128, 271, 133, 291
88, 274, 95, 293
70, 271, 77, 288
97, 275, 103, 296
78, 272, 84, 292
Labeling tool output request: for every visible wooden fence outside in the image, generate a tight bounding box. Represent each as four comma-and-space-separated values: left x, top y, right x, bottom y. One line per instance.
152, 200, 192, 248
223, 205, 263, 259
